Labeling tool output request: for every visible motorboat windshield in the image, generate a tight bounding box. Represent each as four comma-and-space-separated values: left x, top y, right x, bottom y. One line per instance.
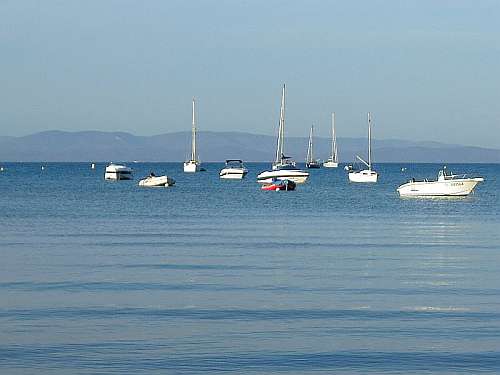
225, 159, 244, 168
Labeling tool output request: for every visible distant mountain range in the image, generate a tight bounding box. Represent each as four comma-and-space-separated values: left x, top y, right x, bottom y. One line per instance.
1, 130, 499, 163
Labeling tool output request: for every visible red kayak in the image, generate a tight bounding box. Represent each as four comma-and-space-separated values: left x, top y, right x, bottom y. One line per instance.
261, 179, 296, 191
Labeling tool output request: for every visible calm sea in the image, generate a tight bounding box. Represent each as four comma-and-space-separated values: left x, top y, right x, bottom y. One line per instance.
1, 162, 499, 374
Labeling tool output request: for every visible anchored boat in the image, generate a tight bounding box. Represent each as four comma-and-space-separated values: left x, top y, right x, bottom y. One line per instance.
184, 98, 201, 173
397, 167, 484, 197
219, 159, 248, 179
257, 84, 309, 184
138, 173, 175, 187
323, 112, 339, 168
305, 125, 321, 169
348, 112, 378, 183
261, 178, 296, 191
104, 163, 133, 180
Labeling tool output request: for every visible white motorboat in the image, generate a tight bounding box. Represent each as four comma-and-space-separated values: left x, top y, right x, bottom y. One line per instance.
323, 112, 339, 168
257, 168, 309, 184
397, 167, 484, 197
104, 163, 133, 180
305, 125, 321, 169
184, 98, 201, 173
348, 112, 378, 183
219, 159, 248, 179
257, 84, 309, 184
138, 174, 175, 187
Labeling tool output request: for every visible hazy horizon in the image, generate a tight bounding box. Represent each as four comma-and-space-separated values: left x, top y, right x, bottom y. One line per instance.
1, 1, 499, 148
2, 128, 500, 150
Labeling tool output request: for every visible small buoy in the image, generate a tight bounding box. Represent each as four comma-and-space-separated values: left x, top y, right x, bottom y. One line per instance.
0, 167, 4, 172
41, 166, 45, 171
91, 163, 95, 169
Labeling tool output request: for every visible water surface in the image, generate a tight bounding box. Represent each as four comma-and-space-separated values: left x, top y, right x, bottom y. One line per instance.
1, 162, 499, 374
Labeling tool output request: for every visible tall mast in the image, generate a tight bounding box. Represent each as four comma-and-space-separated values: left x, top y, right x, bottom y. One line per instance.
191, 97, 196, 162
367, 112, 372, 170
307, 125, 314, 163
331, 112, 337, 162
311, 125, 314, 161
275, 84, 286, 164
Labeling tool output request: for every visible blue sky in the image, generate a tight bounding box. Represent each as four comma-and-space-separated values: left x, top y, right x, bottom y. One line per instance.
1, 0, 499, 147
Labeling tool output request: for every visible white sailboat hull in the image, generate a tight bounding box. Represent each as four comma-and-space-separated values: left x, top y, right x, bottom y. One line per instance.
139, 175, 176, 187
219, 167, 248, 179
348, 169, 378, 183
183, 161, 200, 173
257, 169, 309, 184
323, 161, 338, 168
397, 178, 483, 197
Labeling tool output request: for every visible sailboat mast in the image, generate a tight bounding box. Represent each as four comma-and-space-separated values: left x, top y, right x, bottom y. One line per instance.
191, 98, 196, 162
275, 84, 286, 164
311, 125, 314, 161
280, 84, 286, 161
331, 112, 337, 161
307, 125, 314, 162
367, 112, 371, 170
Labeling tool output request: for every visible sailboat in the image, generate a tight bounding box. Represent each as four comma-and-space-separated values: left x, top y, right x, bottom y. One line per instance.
257, 84, 309, 184
183, 98, 201, 173
305, 125, 321, 168
323, 112, 339, 168
348, 112, 378, 183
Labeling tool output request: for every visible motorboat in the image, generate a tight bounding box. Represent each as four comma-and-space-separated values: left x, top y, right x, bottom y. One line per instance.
348, 112, 378, 183
261, 178, 296, 191
219, 159, 248, 179
184, 98, 202, 173
138, 173, 175, 187
305, 125, 321, 169
323, 112, 339, 168
257, 84, 309, 184
257, 166, 309, 184
104, 163, 133, 180
397, 167, 484, 197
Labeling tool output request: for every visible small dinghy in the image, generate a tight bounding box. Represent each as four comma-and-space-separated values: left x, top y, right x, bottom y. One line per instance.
261, 178, 296, 191
138, 173, 175, 187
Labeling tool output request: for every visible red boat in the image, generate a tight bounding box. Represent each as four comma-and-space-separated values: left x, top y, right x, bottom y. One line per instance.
261, 178, 296, 191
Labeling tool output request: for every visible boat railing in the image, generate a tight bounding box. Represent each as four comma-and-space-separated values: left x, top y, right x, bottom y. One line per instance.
445, 173, 470, 180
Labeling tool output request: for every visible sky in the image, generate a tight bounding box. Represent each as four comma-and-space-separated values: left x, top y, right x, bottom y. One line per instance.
1, 0, 499, 147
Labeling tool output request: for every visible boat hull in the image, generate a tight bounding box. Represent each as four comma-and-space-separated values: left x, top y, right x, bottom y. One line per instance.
397, 178, 483, 197
257, 169, 309, 184
219, 167, 248, 179
183, 161, 200, 173
348, 169, 378, 183
323, 161, 338, 168
138, 176, 175, 187
104, 164, 133, 180
306, 162, 321, 169
261, 179, 296, 191
105, 172, 133, 180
